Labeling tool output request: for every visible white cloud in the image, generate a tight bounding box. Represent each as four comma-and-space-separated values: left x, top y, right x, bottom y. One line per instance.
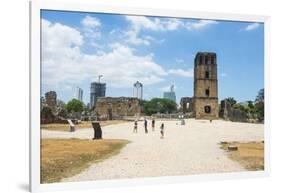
185, 20, 218, 31
42, 19, 83, 48
175, 58, 184, 63
41, 19, 168, 90
168, 68, 193, 78
244, 23, 260, 31
124, 29, 151, 45
124, 16, 217, 45
126, 16, 217, 32
124, 16, 184, 45
125, 16, 184, 32
42, 18, 199, 96
81, 15, 101, 28
81, 16, 102, 44
41, 19, 84, 87
84, 43, 167, 87
90, 42, 104, 49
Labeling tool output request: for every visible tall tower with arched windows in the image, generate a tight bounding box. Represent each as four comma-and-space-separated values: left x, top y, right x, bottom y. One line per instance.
193, 52, 219, 119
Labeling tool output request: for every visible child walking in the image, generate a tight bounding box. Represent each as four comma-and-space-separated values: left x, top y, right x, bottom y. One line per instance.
151, 119, 155, 131
144, 119, 148, 134
160, 123, 164, 139
133, 121, 138, 133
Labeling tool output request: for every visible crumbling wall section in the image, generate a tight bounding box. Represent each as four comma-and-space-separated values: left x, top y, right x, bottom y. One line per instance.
219, 100, 248, 122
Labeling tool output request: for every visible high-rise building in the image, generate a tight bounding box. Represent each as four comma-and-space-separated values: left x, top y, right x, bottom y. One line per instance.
90, 82, 106, 108
193, 52, 219, 119
163, 85, 176, 102
133, 81, 143, 100
75, 87, 83, 102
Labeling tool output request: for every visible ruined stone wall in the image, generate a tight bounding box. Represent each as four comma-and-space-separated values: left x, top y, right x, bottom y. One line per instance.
219, 100, 248, 122
41, 106, 55, 124
45, 91, 57, 109
180, 97, 193, 114
95, 97, 141, 120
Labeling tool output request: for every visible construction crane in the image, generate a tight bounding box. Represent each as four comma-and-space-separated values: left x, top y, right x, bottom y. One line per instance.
98, 75, 103, 83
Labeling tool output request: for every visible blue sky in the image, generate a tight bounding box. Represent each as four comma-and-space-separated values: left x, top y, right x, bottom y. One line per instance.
41, 10, 264, 105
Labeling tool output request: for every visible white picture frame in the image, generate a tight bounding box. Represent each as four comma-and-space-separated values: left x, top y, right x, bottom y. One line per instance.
30, 0, 271, 192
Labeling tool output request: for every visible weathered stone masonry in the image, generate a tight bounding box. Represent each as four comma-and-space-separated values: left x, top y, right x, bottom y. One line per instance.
193, 52, 219, 119
95, 97, 141, 120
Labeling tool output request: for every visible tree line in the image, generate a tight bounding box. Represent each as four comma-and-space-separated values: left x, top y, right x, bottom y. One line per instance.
57, 88, 264, 122
224, 88, 264, 122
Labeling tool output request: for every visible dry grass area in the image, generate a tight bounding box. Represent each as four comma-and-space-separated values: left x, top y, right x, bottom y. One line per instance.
220, 141, 264, 171
41, 120, 130, 131
41, 138, 129, 183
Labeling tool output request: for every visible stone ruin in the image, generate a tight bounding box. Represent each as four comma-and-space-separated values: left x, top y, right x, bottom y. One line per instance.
193, 52, 219, 119
219, 99, 248, 122
41, 106, 68, 124
45, 91, 57, 110
94, 97, 141, 120
41, 106, 55, 124
180, 97, 193, 114
41, 91, 68, 124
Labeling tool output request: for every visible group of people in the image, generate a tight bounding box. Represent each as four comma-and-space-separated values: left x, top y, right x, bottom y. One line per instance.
133, 118, 164, 139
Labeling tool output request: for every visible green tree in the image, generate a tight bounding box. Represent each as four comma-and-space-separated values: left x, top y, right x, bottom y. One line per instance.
255, 102, 264, 122
247, 101, 256, 114
143, 98, 177, 115
255, 88, 264, 122
255, 88, 264, 103
57, 99, 66, 109
233, 103, 248, 113
66, 99, 84, 113
247, 101, 254, 109
225, 97, 237, 107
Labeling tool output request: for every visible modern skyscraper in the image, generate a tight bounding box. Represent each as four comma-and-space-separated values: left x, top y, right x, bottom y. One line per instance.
75, 87, 83, 102
90, 82, 106, 108
133, 81, 143, 100
163, 85, 176, 102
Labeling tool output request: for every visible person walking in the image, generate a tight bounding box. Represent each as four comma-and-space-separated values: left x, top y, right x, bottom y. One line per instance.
160, 123, 164, 139
151, 118, 155, 131
144, 119, 148, 134
133, 120, 138, 133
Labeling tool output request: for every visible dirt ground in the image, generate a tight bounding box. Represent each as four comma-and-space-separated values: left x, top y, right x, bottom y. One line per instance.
220, 141, 264, 170
41, 120, 130, 131
41, 138, 129, 183
41, 119, 264, 182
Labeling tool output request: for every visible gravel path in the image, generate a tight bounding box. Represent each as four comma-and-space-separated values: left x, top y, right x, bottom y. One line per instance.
41, 119, 264, 182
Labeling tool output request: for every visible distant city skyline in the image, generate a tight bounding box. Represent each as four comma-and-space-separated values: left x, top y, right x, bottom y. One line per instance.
41, 10, 264, 104
133, 81, 143, 100
90, 82, 106, 108
75, 87, 83, 102
163, 85, 176, 102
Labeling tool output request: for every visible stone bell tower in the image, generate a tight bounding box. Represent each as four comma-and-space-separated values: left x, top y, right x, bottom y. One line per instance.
193, 52, 219, 119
